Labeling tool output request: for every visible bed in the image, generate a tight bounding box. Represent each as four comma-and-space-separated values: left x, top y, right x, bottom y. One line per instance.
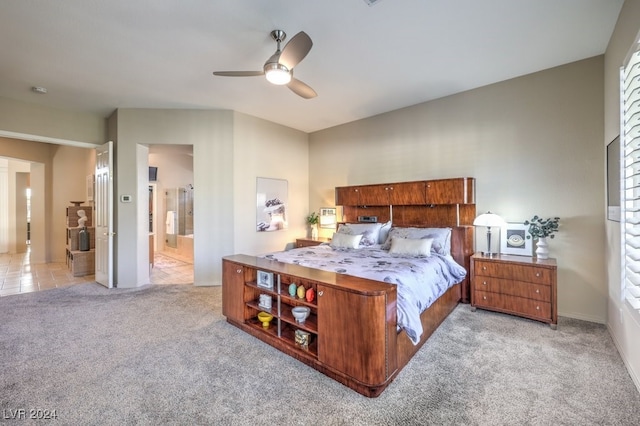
221, 177, 475, 397
263, 224, 467, 345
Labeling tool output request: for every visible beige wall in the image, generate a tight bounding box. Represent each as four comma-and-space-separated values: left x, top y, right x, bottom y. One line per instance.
111, 109, 308, 287
232, 112, 309, 255
310, 56, 606, 323
0, 137, 95, 263
604, 0, 640, 391
0, 97, 106, 144
111, 109, 233, 287
50, 145, 95, 262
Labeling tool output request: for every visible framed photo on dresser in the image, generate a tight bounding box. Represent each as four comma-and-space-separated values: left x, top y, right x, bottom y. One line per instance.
500, 223, 532, 256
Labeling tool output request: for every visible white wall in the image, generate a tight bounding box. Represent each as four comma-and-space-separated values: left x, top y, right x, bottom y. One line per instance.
604, 0, 640, 391
310, 56, 606, 323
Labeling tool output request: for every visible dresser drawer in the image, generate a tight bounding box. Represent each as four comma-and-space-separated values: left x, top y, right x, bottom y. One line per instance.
473, 276, 551, 302
474, 290, 552, 321
474, 260, 552, 284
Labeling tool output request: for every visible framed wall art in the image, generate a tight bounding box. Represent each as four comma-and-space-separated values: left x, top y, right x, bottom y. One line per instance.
500, 223, 532, 256
257, 270, 274, 289
256, 177, 288, 232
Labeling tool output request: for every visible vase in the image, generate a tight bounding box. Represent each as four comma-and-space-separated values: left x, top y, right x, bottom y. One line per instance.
535, 237, 549, 259
311, 224, 318, 239
79, 226, 90, 251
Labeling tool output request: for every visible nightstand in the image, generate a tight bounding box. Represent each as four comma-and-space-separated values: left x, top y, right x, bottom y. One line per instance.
295, 237, 331, 248
470, 253, 557, 329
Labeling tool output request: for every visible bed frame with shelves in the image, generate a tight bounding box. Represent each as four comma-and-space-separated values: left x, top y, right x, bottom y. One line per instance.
222, 177, 475, 397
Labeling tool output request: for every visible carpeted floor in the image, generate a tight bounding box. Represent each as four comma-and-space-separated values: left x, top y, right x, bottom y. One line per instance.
0, 283, 639, 425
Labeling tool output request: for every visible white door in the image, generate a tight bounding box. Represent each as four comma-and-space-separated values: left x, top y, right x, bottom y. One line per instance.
95, 141, 114, 288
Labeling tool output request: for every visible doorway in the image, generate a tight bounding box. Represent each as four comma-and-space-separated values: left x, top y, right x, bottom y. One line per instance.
148, 144, 194, 285
0, 157, 38, 257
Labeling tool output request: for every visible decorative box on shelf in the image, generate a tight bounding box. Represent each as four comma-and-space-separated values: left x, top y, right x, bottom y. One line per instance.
257, 270, 274, 289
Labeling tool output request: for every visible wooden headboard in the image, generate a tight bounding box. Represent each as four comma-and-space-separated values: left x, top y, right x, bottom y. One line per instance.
335, 177, 476, 303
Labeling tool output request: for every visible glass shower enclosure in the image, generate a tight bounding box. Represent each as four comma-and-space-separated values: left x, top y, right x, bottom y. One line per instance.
165, 186, 193, 248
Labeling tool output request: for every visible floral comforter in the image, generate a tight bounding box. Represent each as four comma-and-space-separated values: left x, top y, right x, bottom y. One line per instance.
262, 244, 467, 344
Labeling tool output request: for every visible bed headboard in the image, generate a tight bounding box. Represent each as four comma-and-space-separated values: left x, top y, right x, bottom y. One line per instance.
335, 177, 476, 303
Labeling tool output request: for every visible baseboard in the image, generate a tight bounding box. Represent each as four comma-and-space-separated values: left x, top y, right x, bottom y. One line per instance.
607, 323, 640, 394
558, 310, 606, 324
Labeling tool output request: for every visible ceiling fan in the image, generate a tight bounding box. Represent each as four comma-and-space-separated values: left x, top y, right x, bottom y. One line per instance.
213, 30, 317, 99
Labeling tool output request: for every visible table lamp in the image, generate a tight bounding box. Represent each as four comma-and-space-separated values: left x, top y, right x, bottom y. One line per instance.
473, 211, 506, 257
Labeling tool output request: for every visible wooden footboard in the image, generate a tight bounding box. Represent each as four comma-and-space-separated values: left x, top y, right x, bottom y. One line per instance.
396, 282, 461, 368
222, 254, 465, 397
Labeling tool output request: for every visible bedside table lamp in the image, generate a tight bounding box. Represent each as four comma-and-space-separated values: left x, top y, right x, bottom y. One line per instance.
473, 211, 506, 257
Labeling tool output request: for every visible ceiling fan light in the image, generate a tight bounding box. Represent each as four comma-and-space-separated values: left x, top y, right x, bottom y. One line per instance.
264, 63, 291, 85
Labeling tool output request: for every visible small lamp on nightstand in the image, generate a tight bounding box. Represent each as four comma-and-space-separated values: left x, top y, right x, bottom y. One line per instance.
473, 211, 506, 257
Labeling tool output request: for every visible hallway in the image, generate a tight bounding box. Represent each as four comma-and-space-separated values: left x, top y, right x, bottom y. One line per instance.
0, 250, 193, 297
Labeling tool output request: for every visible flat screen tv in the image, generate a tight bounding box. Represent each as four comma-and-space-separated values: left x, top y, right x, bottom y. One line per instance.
149, 166, 158, 182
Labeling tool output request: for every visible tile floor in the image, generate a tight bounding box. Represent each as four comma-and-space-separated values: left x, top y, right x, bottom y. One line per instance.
0, 249, 193, 297
149, 252, 194, 285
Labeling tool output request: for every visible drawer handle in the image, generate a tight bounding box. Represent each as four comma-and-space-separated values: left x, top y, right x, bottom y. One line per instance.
236, 269, 242, 274
483, 296, 487, 300
536, 289, 540, 294
318, 291, 324, 296
536, 306, 540, 310
536, 273, 540, 277
482, 266, 487, 271
482, 281, 487, 286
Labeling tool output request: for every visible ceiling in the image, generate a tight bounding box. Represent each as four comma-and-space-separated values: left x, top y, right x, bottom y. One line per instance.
0, 0, 624, 134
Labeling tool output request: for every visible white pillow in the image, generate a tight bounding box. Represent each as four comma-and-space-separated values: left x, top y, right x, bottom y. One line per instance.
382, 227, 452, 255
378, 221, 392, 244
337, 222, 382, 246
330, 232, 363, 249
388, 237, 433, 256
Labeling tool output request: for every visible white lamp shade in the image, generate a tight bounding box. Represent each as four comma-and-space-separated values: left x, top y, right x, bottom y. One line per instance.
473, 212, 506, 227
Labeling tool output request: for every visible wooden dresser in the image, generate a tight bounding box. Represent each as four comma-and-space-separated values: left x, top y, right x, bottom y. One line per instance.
470, 253, 557, 329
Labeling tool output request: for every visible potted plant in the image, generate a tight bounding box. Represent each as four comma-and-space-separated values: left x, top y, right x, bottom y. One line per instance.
523, 215, 560, 259
306, 212, 319, 239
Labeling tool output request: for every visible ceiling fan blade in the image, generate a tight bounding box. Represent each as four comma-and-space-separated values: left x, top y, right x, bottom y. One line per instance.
213, 71, 264, 77
288, 78, 317, 99
279, 31, 312, 70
